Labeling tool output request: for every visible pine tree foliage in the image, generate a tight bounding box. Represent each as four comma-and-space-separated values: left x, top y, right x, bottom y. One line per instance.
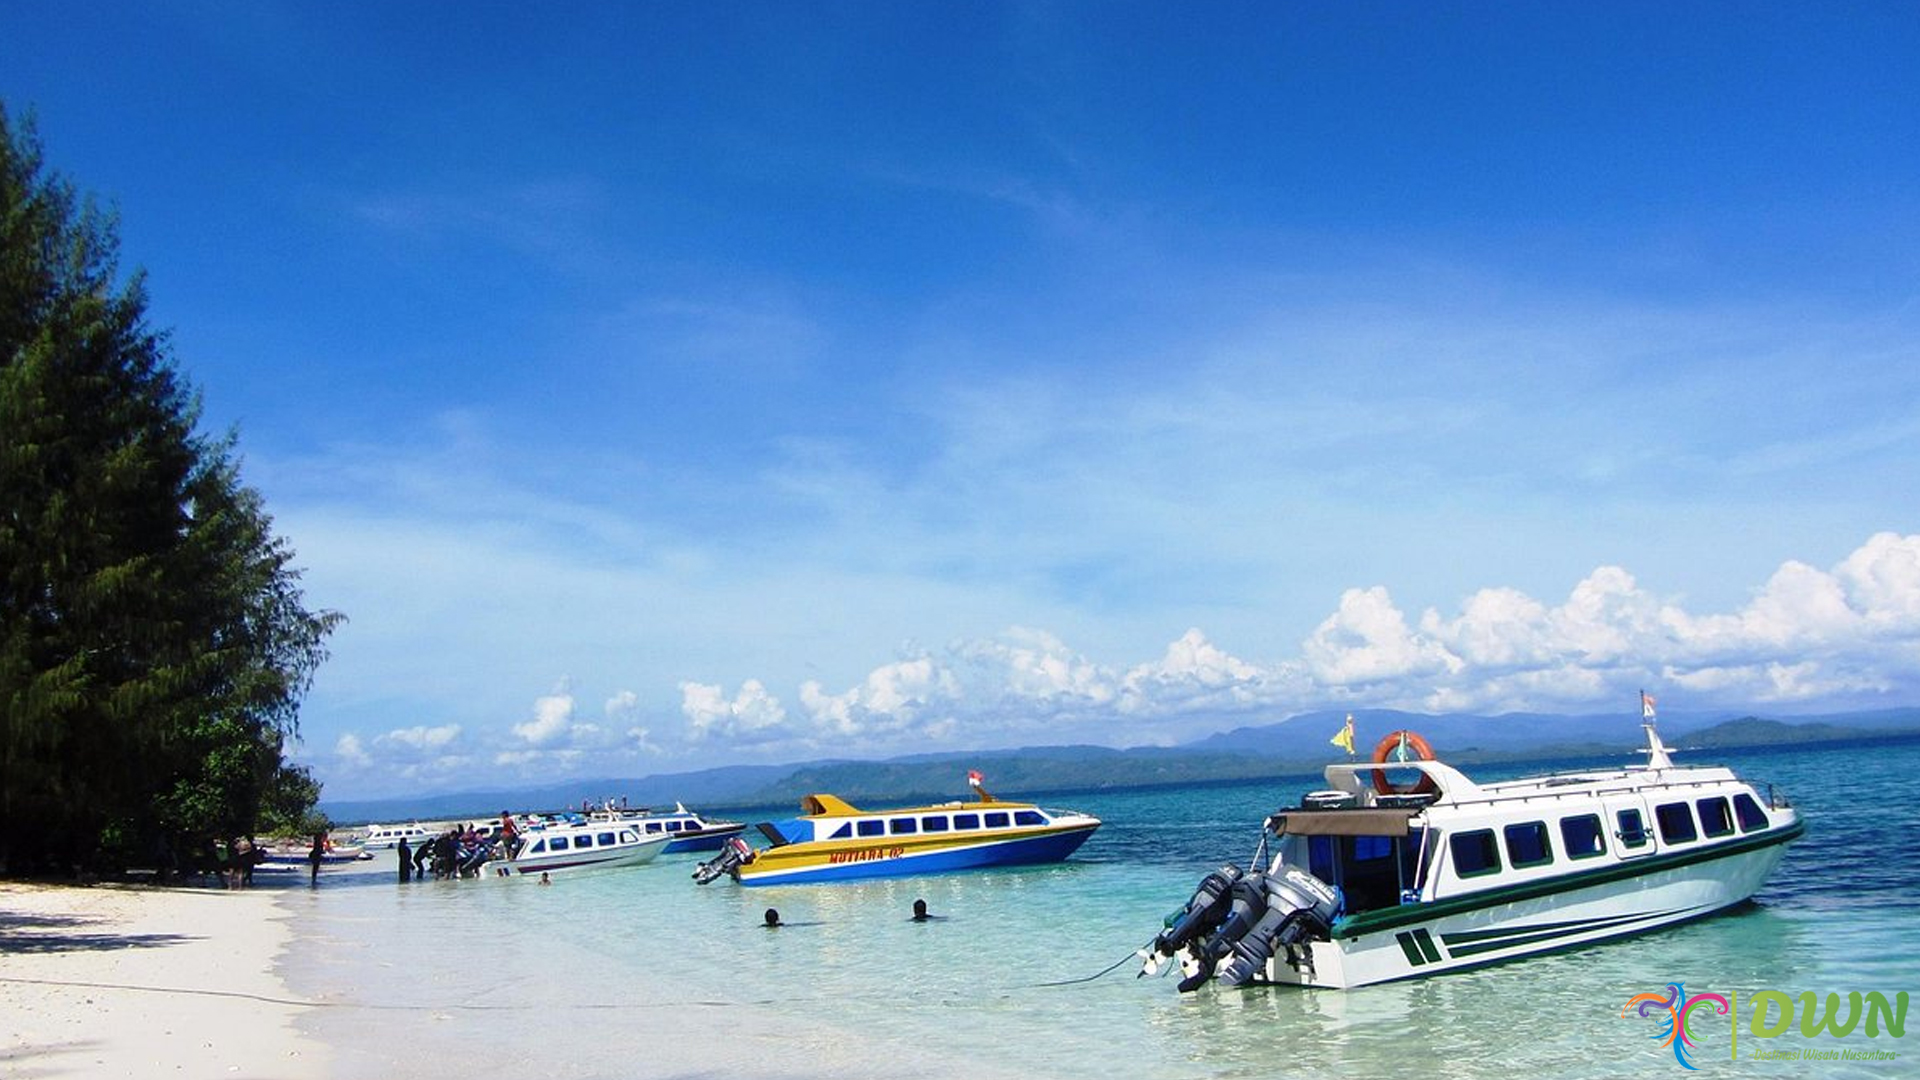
0, 104, 344, 875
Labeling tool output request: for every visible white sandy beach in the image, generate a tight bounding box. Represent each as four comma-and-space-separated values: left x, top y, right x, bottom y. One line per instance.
0, 877, 328, 1079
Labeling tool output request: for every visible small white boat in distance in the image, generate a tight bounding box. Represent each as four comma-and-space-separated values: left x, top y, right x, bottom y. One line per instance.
357, 823, 436, 850
489, 819, 672, 877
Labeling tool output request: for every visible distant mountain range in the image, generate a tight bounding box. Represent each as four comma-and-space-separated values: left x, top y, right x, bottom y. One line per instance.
319, 706, 1920, 825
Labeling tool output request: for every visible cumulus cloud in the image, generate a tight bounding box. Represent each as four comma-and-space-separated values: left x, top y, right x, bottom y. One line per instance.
681, 678, 789, 741
763, 531, 1920, 749
513, 683, 576, 745
377, 723, 462, 750
335, 732, 371, 767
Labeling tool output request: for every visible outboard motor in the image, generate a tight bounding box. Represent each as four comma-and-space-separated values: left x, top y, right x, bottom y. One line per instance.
1141, 864, 1242, 981
692, 836, 755, 885
1215, 866, 1342, 987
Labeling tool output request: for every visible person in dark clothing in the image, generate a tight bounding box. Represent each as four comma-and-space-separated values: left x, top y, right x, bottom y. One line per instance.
307, 831, 326, 886
397, 837, 412, 883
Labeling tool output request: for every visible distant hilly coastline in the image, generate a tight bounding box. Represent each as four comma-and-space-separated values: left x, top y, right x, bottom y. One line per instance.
320, 707, 1920, 825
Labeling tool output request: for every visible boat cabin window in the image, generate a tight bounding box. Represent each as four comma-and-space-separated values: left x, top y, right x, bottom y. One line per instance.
619, 830, 638, 843
527, 839, 546, 854
921, 816, 949, 832
1503, 822, 1553, 868
1616, 808, 1649, 848
575, 835, 593, 849
1304, 833, 1411, 913
645, 822, 663, 833
857, 820, 885, 838
1560, 814, 1607, 860
1450, 829, 1502, 878
829, 823, 852, 839
1655, 802, 1698, 844
1015, 811, 1045, 826
1733, 793, 1770, 832
954, 814, 981, 830
597, 832, 616, 846
1695, 797, 1733, 838
985, 812, 1010, 828
889, 818, 917, 835
549, 837, 570, 852
666, 821, 685, 831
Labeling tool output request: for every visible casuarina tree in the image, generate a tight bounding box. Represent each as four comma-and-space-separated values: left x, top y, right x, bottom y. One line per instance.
0, 104, 343, 876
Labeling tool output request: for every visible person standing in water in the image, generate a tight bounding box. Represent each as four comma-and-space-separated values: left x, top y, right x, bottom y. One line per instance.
307, 831, 326, 886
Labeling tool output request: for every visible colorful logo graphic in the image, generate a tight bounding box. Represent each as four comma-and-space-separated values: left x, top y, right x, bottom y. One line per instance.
1622, 983, 1732, 1070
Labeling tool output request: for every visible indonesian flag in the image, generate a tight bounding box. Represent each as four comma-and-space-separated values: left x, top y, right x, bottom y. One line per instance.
1641, 690, 1657, 720
967, 769, 984, 789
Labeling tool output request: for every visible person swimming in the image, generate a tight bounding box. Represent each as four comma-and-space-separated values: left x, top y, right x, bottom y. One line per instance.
764, 907, 782, 928
911, 898, 939, 922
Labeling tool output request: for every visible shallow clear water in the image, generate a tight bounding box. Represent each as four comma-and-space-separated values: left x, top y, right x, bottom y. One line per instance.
280, 740, 1920, 1078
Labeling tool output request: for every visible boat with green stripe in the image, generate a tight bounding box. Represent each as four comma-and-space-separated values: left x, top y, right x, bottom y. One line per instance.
1140, 697, 1802, 990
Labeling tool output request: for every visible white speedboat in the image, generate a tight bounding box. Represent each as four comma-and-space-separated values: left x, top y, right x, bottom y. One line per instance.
488, 819, 672, 877
356, 822, 436, 850
581, 802, 747, 853
1142, 706, 1803, 990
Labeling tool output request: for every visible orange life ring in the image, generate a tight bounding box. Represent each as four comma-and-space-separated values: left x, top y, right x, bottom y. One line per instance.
1370, 730, 1439, 796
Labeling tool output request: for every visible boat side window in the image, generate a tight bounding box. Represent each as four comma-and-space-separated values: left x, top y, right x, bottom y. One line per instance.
1695, 797, 1733, 838
549, 837, 569, 851
954, 813, 981, 830
666, 821, 685, 831
1732, 793, 1770, 832
597, 832, 616, 846
619, 830, 638, 843
1503, 822, 1553, 868
575, 835, 593, 849
857, 820, 885, 838
921, 816, 949, 833
889, 817, 918, 835
1616, 809, 1649, 848
1655, 802, 1698, 844
1449, 829, 1502, 878
527, 839, 546, 854
645, 822, 662, 833
985, 812, 1010, 829
1560, 814, 1607, 860
1015, 811, 1045, 826
829, 823, 852, 840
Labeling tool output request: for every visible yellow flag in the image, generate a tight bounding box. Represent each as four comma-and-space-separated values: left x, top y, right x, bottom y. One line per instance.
1330, 714, 1356, 755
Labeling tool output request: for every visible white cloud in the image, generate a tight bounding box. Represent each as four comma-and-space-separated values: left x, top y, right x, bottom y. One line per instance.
334, 733, 371, 767
681, 679, 788, 742
377, 723, 462, 750
513, 684, 576, 745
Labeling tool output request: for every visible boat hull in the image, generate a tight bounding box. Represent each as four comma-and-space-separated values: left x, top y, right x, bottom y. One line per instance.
491, 835, 672, 877
1246, 822, 1801, 989
738, 823, 1098, 886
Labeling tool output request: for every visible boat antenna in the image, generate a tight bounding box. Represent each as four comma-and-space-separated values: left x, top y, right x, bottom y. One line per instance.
1637, 689, 1675, 770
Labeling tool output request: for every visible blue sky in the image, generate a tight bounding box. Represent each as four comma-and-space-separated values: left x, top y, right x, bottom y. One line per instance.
7, 3, 1919, 799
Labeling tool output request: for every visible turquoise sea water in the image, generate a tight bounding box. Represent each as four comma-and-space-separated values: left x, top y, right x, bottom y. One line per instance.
280, 740, 1920, 1079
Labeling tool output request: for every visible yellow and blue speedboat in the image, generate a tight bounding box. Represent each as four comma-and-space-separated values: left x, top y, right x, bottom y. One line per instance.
693, 777, 1100, 886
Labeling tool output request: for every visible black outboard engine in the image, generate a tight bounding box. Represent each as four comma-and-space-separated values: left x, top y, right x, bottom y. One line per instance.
692, 836, 755, 885
1214, 865, 1341, 987
1148, 864, 1242, 958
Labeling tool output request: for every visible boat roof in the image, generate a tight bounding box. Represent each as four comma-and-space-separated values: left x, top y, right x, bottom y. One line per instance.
797, 792, 1035, 817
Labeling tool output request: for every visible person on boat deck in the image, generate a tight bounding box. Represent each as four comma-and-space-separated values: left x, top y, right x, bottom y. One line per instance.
499, 811, 520, 858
